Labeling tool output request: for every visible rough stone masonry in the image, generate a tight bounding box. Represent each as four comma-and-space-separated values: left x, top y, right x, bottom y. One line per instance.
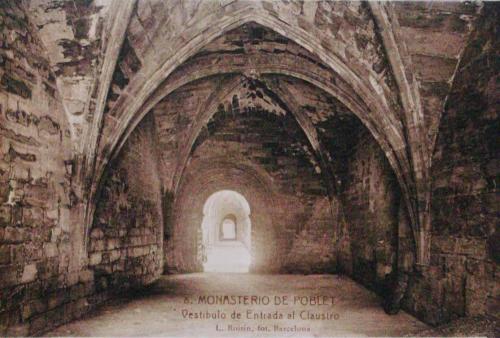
0, 0, 498, 336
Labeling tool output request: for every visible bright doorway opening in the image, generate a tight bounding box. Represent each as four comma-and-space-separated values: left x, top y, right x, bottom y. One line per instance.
201, 190, 251, 273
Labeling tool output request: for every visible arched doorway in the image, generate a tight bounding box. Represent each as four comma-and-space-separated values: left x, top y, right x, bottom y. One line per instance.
201, 190, 251, 273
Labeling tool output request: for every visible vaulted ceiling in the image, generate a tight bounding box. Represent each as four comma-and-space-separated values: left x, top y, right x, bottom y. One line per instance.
23, 0, 482, 265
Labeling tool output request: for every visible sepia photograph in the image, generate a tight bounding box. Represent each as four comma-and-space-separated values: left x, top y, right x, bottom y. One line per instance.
0, 0, 498, 337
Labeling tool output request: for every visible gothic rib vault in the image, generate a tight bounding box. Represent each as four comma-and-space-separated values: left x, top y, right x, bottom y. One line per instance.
1, 1, 497, 336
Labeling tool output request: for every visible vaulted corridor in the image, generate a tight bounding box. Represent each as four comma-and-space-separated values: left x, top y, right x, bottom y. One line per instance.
0, 1, 498, 337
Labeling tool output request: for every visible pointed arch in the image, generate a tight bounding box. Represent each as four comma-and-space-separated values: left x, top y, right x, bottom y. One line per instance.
83, 8, 424, 264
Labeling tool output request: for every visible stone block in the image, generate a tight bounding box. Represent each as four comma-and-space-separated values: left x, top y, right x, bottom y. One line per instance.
96, 276, 108, 291
129, 228, 141, 236
22, 207, 44, 228
50, 227, 61, 242
90, 228, 104, 239
90, 239, 105, 252
6, 323, 29, 337
69, 284, 86, 302
21, 264, 37, 283
47, 290, 68, 310
106, 238, 120, 250
101, 252, 110, 264
78, 270, 94, 283
0, 266, 19, 287
37, 258, 60, 280
22, 299, 47, 321
43, 242, 58, 258
89, 253, 102, 266
126, 236, 139, 246
109, 249, 121, 262
23, 184, 52, 208
2, 226, 26, 244
431, 236, 456, 254
82, 282, 95, 297
465, 258, 485, 275
443, 254, 466, 276
24, 280, 43, 301
97, 264, 113, 274
66, 271, 80, 287
0, 205, 11, 226
73, 297, 90, 318
114, 259, 125, 272
127, 247, 147, 257
28, 313, 47, 335
456, 237, 487, 259
10, 205, 23, 226
0, 245, 11, 265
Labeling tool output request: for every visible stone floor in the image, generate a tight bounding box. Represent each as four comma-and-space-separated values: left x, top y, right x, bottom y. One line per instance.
412, 315, 498, 338
204, 241, 251, 273
47, 274, 428, 337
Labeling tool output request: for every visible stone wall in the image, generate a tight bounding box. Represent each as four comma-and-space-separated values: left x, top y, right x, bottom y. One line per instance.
89, 114, 163, 291
0, 2, 91, 335
402, 5, 499, 325
0, 4, 164, 333
337, 129, 401, 293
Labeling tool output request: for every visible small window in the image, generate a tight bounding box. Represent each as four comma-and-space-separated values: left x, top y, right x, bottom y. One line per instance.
220, 217, 236, 240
